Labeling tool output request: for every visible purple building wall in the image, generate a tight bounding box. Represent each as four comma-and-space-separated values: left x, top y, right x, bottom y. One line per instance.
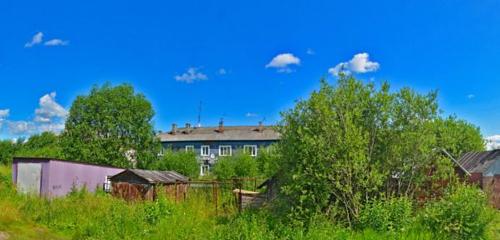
12, 157, 124, 197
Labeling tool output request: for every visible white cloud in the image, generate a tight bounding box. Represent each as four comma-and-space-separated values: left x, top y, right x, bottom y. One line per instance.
486, 135, 500, 150
245, 112, 259, 117
329, 52, 380, 76
174, 67, 208, 83
218, 68, 227, 75
265, 53, 301, 73
467, 94, 475, 99
0, 109, 9, 128
4, 92, 67, 136
24, 32, 44, 48
35, 92, 68, 121
44, 39, 69, 46
0, 109, 9, 119
306, 48, 315, 55
8, 121, 36, 135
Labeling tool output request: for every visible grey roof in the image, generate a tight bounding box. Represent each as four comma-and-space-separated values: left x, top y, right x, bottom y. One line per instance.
158, 125, 280, 142
114, 169, 189, 184
457, 149, 500, 173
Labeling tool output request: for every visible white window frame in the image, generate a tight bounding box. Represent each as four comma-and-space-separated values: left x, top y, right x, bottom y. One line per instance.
185, 145, 194, 152
104, 176, 111, 193
201, 145, 210, 156
244, 145, 258, 157
219, 145, 232, 156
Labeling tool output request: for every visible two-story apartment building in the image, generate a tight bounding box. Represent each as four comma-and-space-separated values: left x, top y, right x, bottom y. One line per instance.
158, 121, 279, 175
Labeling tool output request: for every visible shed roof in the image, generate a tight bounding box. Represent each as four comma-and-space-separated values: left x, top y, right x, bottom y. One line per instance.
158, 125, 280, 142
457, 149, 500, 173
110, 169, 188, 184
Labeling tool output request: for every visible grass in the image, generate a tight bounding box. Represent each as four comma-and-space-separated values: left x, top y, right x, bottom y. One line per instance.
1, 164, 499, 240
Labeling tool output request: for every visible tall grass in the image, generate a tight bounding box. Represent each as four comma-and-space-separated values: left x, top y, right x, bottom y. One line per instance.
1, 164, 498, 240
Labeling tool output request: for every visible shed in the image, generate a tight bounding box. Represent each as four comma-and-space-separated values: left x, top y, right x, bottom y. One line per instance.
12, 157, 124, 197
458, 149, 500, 209
110, 169, 189, 201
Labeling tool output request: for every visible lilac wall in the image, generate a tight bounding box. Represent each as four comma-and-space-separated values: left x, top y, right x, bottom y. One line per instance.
13, 158, 124, 197
46, 160, 124, 197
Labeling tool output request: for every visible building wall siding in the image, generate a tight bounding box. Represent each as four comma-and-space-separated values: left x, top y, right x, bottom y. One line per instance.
162, 140, 276, 158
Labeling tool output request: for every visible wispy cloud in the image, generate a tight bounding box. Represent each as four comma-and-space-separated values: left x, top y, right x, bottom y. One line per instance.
44, 39, 69, 46
467, 94, 475, 99
34, 92, 68, 123
266, 53, 301, 73
0, 109, 9, 129
24, 32, 44, 48
486, 135, 500, 150
329, 52, 380, 76
306, 48, 315, 55
5, 92, 67, 136
218, 68, 227, 75
245, 112, 259, 117
174, 67, 208, 83
25, 32, 69, 48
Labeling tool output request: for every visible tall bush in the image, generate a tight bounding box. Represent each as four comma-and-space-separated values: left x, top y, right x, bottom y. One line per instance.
359, 197, 414, 233
213, 152, 258, 179
276, 76, 484, 225
150, 150, 199, 178
421, 185, 493, 239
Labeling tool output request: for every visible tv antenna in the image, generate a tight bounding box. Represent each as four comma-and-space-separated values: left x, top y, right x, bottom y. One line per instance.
197, 101, 202, 127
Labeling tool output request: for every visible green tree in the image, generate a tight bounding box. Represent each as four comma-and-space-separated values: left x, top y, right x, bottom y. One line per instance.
275, 75, 476, 226
150, 150, 199, 178
213, 152, 258, 179
255, 145, 281, 178
15, 132, 63, 158
433, 116, 485, 159
61, 84, 160, 168
0, 140, 17, 165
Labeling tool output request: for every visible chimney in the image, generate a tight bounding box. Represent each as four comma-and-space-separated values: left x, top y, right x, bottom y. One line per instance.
185, 123, 191, 133
258, 121, 264, 132
171, 123, 177, 135
218, 119, 224, 133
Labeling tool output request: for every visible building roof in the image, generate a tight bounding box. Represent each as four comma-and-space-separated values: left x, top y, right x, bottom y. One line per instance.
111, 169, 188, 184
457, 149, 500, 173
158, 125, 280, 142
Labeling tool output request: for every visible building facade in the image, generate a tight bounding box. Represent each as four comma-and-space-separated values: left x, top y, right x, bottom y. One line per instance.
158, 121, 280, 175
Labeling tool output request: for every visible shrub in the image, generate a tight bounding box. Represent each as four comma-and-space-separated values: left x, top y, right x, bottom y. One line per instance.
150, 150, 199, 178
255, 145, 280, 178
421, 185, 493, 239
213, 152, 258, 179
358, 197, 414, 233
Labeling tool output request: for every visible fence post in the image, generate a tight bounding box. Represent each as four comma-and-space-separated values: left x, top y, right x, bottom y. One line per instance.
212, 181, 218, 216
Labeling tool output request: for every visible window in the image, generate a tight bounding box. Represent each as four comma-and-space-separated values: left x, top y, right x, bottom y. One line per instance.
201, 145, 210, 156
244, 145, 258, 157
158, 148, 165, 157
185, 145, 194, 152
103, 176, 111, 193
219, 145, 232, 156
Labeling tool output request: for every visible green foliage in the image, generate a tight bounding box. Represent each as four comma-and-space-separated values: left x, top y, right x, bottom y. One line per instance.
15, 132, 63, 158
0, 169, 498, 240
213, 152, 258, 179
359, 197, 414, 233
421, 185, 493, 239
0, 140, 17, 165
149, 150, 199, 178
276, 76, 483, 225
61, 83, 161, 168
433, 116, 485, 158
255, 145, 281, 178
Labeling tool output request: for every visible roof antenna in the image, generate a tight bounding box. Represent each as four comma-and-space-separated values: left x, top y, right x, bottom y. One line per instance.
197, 101, 202, 128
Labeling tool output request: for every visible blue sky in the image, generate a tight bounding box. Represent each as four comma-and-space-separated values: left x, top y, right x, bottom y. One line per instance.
1, 0, 500, 144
